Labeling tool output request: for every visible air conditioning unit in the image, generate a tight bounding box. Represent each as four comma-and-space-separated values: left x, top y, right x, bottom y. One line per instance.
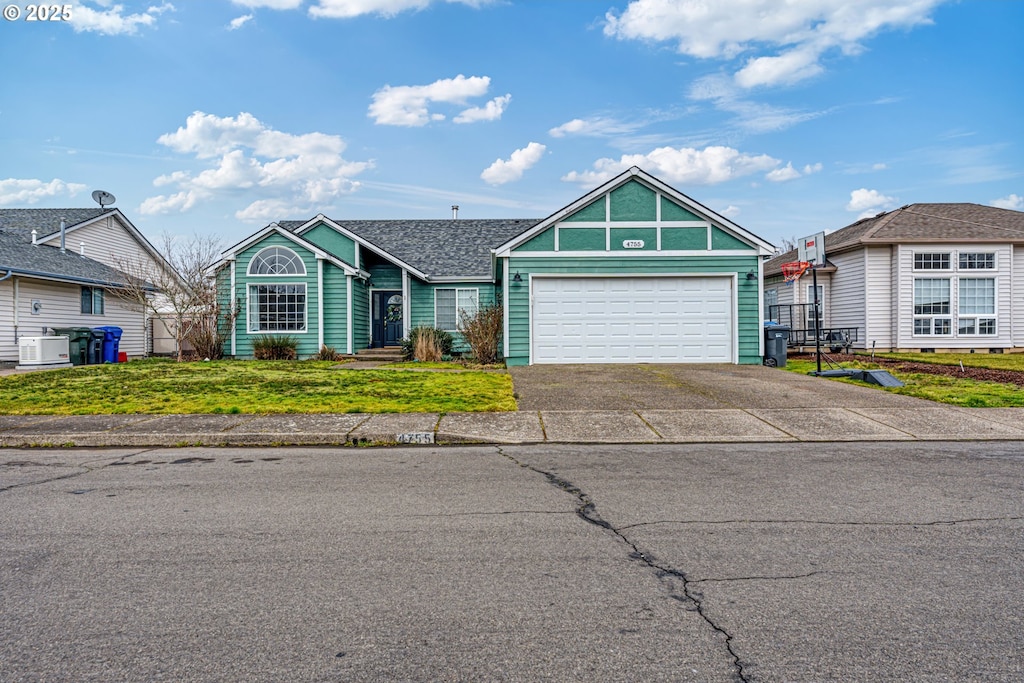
18, 336, 71, 367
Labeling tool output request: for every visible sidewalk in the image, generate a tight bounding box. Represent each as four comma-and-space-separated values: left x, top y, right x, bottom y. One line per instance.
3, 406, 1024, 448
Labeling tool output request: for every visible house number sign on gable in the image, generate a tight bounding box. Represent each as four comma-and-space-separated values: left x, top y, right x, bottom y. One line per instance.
622, 240, 645, 249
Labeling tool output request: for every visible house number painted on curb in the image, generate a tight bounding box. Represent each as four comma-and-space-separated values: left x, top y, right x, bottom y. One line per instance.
622, 240, 645, 248
396, 432, 434, 444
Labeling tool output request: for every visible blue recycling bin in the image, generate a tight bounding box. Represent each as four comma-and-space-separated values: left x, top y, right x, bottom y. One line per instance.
93, 326, 123, 363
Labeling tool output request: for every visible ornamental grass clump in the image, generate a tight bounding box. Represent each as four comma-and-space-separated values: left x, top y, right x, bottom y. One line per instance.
252, 335, 298, 360
403, 326, 452, 362
458, 303, 503, 365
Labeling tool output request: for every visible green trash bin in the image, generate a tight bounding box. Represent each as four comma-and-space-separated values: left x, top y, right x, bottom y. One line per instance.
52, 327, 93, 366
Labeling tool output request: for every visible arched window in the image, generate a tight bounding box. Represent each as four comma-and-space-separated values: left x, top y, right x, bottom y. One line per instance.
248, 246, 306, 275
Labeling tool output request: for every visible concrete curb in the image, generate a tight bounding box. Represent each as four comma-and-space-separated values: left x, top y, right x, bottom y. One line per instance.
2, 406, 1024, 448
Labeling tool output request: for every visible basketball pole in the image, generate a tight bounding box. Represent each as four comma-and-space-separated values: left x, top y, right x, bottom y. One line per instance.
812, 266, 822, 374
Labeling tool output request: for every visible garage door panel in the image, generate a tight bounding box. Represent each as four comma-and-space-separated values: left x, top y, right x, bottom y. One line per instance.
532, 276, 734, 364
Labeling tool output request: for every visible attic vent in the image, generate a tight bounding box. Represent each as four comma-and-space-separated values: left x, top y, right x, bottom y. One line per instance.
451, 205, 459, 220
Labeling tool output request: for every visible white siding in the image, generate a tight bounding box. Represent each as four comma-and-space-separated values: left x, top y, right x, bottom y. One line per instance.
864, 246, 894, 350
0, 276, 147, 362
895, 243, 1013, 350
828, 249, 866, 346
1014, 246, 1024, 347
39, 214, 162, 274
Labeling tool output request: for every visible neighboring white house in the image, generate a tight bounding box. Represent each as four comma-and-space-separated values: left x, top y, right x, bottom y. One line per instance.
764, 203, 1024, 352
0, 207, 169, 363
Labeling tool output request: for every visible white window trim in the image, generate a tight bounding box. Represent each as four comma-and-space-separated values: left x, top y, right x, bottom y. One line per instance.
957, 251, 996, 271
247, 246, 307, 277
912, 277, 952, 337
247, 282, 309, 334
912, 251, 952, 272
956, 276, 997, 336
434, 287, 479, 332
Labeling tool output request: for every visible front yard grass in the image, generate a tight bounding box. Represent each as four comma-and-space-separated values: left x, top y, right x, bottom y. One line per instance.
783, 355, 1024, 408
865, 351, 1024, 371
0, 359, 517, 415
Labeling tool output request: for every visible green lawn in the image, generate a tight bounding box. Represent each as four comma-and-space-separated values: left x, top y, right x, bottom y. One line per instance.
0, 359, 517, 415
863, 351, 1024, 371
783, 355, 1024, 408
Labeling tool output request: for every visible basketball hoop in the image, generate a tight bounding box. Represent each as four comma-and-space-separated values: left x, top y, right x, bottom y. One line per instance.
781, 261, 811, 286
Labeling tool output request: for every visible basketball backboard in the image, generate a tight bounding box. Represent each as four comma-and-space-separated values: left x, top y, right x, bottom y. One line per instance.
798, 231, 826, 268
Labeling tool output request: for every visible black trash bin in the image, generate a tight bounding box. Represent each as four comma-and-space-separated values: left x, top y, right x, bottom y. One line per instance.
52, 327, 92, 365
763, 324, 791, 368
87, 329, 104, 364
93, 326, 123, 363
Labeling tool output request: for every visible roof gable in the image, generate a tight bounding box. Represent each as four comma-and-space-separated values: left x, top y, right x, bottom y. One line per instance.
493, 167, 775, 255
221, 223, 364, 277
293, 215, 538, 280
764, 203, 1024, 275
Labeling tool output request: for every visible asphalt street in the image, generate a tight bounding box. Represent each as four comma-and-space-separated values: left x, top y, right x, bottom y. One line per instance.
2, 442, 1022, 682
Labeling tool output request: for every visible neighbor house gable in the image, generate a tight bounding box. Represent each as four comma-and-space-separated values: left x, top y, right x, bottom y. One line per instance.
494, 167, 775, 257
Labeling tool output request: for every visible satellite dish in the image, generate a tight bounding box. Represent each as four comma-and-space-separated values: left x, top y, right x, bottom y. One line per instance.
91, 190, 116, 208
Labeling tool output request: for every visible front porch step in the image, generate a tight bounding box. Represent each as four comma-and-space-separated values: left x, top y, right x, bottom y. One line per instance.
349, 347, 405, 362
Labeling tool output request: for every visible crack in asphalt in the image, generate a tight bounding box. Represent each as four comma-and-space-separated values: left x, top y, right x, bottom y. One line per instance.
0, 449, 159, 493
618, 516, 1024, 530
496, 446, 751, 683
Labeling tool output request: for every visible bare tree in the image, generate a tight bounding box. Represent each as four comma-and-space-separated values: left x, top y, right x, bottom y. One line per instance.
112, 233, 225, 362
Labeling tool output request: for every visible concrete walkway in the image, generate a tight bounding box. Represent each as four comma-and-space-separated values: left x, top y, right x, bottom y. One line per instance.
2, 405, 1024, 447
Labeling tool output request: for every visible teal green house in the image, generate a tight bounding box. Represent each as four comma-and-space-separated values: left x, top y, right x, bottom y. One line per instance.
217, 167, 776, 365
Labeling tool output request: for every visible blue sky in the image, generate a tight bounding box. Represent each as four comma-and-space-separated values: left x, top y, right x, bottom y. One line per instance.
1, 0, 1021, 250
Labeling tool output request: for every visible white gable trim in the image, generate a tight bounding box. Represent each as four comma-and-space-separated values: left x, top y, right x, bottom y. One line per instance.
492, 166, 775, 257
36, 209, 170, 271
294, 214, 430, 281
220, 223, 367, 278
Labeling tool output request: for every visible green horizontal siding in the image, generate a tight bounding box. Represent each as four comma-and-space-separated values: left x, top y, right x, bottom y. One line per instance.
303, 223, 356, 264
504, 255, 762, 366
322, 265, 348, 352
227, 234, 322, 359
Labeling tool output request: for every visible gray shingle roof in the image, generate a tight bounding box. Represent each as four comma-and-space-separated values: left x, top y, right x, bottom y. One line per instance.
0, 208, 109, 238
0, 208, 161, 288
765, 203, 1024, 276
286, 218, 540, 278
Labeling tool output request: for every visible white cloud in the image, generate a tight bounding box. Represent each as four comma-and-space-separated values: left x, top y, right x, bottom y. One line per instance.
368, 75, 498, 126
872, 163, 888, 171
235, 199, 299, 223
481, 142, 546, 186
70, 2, 175, 35
991, 194, 1023, 211
803, 163, 823, 175
139, 190, 199, 215
228, 14, 254, 29
453, 94, 511, 124
563, 146, 780, 186
766, 163, 801, 182
0, 178, 87, 205
720, 205, 741, 218
688, 74, 824, 133
308, 0, 491, 18
141, 111, 371, 219
847, 188, 896, 216
548, 116, 647, 139
605, 0, 944, 87
232, 0, 302, 8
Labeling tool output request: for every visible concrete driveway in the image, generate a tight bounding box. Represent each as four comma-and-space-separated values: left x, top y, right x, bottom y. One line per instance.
509, 363, 928, 411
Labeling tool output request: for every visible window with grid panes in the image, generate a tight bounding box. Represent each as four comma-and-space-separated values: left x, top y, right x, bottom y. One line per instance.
958, 252, 995, 270
435, 288, 478, 331
248, 283, 307, 332
957, 278, 995, 335
914, 252, 950, 270
913, 278, 950, 335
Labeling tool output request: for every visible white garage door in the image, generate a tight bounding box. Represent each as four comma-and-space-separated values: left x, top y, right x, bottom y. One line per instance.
531, 276, 734, 364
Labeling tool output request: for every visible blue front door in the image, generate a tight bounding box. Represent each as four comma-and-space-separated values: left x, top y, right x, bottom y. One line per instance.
372, 291, 403, 347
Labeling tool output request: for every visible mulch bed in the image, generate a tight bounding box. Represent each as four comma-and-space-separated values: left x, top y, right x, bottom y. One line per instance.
790, 353, 1024, 387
